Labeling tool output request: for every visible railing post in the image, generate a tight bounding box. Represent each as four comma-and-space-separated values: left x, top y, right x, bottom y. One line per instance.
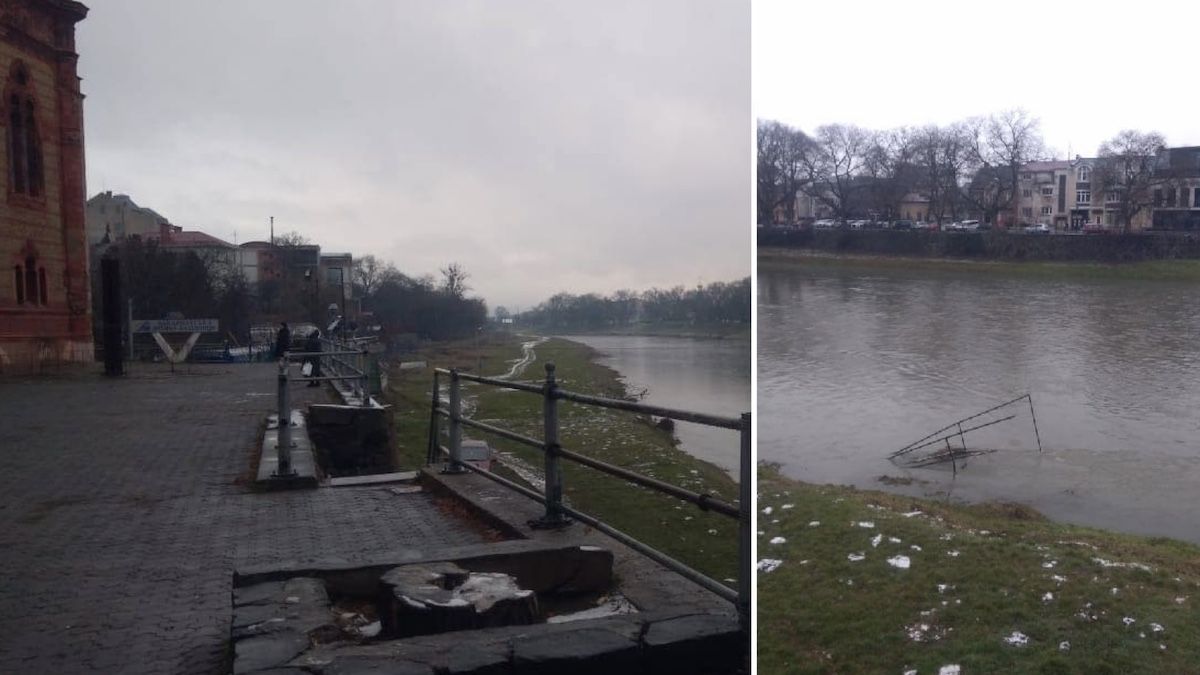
737, 411, 751, 636
427, 371, 441, 466
360, 346, 369, 406
274, 357, 296, 477
443, 368, 466, 473
532, 362, 570, 528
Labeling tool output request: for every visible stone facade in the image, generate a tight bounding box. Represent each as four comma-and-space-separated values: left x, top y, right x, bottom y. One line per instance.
0, 0, 91, 372
85, 190, 171, 245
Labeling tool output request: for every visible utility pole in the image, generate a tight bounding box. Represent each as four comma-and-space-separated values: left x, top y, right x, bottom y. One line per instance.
270, 216, 274, 246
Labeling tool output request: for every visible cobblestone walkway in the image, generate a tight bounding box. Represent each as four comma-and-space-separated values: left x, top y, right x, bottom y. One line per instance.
0, 364, 485, 674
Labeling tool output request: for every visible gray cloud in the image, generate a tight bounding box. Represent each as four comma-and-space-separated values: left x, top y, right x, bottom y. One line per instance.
78, 0, 749, 311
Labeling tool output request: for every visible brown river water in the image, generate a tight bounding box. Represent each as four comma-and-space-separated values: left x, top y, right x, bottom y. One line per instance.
759, 260, 1200, 544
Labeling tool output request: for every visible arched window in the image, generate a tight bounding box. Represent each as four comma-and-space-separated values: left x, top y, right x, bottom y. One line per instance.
37, 266, 46, 304
6, 61, 43, 199
24, 255, 37, 305
12, 264, 23, 304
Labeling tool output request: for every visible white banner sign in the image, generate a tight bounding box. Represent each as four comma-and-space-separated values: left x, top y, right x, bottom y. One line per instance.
132, 318, 219, 334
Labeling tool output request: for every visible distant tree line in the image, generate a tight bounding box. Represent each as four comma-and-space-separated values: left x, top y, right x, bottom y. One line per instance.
354, 257, 487, 342
758, 110, 1171, 231
517, 278, 750, 331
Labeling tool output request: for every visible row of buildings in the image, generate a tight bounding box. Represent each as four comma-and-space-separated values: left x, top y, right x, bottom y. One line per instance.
86, 190, 358, 328
789, 146, 1200, 231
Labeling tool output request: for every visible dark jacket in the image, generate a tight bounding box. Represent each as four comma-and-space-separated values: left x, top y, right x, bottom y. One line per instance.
274, 326, 291, 358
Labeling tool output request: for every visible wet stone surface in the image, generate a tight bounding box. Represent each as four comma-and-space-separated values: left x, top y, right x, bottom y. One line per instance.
0, 364, 488, 675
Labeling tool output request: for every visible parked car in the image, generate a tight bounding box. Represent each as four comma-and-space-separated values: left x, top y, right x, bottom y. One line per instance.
813, 219, 838, 229
1024, 223, 1051, 234
1082, 223, 1113, 234
892, 219, 915, 230
958, 220, 981, 231
849, 219, 870, 229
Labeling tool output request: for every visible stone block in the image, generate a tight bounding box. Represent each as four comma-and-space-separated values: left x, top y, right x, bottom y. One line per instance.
233, 630, 311, 674
511, 626, 639, 675
643, 613, 744, 674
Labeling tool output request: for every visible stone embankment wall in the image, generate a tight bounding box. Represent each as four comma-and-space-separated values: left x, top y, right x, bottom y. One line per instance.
758, 227, 1200, 263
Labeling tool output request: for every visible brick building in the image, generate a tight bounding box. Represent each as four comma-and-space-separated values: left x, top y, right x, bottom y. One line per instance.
0, 0, 91, 372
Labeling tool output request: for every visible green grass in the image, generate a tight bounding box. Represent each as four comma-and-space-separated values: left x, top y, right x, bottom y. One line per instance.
381, 332, 741, 584
758, 466, 1200, 674
759, 247, 1200, 283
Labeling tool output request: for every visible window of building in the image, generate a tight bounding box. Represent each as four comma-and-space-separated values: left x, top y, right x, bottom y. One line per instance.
1076, 190, 1091, 204
1042, 186, 1054, 196
1022, 207, 1033, 218
1106, 191, 1120, 203
326, 267, 343, 285
1155, 189, 1163, 206
1194, 187, 1200, 208
37, 267, 46, 304
12, 264, 22, 304
1022, 188, 1032, 198
23, 256, 37, 305
1166, 188, 1177, 207
6, 62, 44, 200
1077, 166, 1090, 182
1041, 206, 1052, 216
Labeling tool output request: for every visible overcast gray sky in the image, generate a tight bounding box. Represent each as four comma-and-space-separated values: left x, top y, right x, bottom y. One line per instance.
78, 1, 749, 312
755, 0, 1200, 160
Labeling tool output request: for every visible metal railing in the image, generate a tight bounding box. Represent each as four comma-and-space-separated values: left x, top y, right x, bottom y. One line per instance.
269, 341, 379, 478
426, 362, 751, 632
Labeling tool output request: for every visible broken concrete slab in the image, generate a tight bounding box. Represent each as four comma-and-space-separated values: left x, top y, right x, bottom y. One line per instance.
233, 630, 310, 674
234, 540, 612, 599
379, 564, 538, 638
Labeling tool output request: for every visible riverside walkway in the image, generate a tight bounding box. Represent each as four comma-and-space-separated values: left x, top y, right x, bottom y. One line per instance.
0, 364, 487, 674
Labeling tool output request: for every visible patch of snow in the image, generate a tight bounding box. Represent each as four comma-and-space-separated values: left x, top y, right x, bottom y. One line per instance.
1042, 592, 1054, 602
979, 530, 990, 536
1093, 557, 1153, 572
1041, 560, 1057, 569
939, 533, 953, 541
769, 536, 786, 545
1051, 575, 1067, 584
799, 559, 810, 565
1059, 641, 1070, 652
357, 621, 381, 637
938, 664, 961, 675
848, 552, 866, 562
782, 503, 795, 509
708, 529, 718, 535
906, 622, 931, 641
1122, 616, 1135, 627
1150, 622, 1164, 633
946, 550, 961, 557
937, 584, 953, 594
757, 558, 783, 573
1175, 596, 1187, 604
887, 555, 911, 569
911, 544, 923, 552
857, 521, 875, 528
284, 596, 300, 604
546, 593, 637, 624
762, 506, 773, 515
902, 510, 923, 518
808, 521, 821, 527
1003, 631, 1029, 647
903, 670, 917, 675
1111, 587, 1120, 596
870, 534, 883, 548
889, 537, 903, 544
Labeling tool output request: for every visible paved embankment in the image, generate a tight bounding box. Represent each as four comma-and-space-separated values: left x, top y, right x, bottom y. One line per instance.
0, 364, 487, 674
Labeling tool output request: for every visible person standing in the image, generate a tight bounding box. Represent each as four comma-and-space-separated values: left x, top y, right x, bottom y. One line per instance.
274, 322, 291, 360
304, 328, 322, 386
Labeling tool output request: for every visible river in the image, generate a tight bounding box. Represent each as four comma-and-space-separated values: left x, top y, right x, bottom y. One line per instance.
558, 334, 751, 474
759, 260, 1200, 544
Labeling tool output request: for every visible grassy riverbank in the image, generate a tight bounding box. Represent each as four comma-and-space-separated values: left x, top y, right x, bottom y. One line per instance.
758, 466, 1200, 674
382, 332, 742, 584
759, 246, 1200, 283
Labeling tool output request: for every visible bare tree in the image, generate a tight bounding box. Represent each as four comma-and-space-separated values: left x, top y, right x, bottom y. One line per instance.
960, 111, 1046, 226
273, 230, 310, 247
1095, 130, 1167, 232
353, 254, 387, 297
440, 262, 470, 298
757, 119, 811, 224
802, 124, 872, 219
